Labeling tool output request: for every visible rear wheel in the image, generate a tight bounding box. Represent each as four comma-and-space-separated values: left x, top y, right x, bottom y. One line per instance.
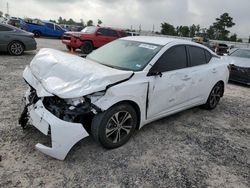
204, 82, 223, 110
33, 30, 41, 38
80, 41, 93, 54
91, 103, 137, 149
8, 41, 24, 56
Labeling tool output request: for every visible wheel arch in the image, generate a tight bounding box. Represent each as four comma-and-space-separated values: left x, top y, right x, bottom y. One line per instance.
217, 80, 225, 97
105, 100, 141, 130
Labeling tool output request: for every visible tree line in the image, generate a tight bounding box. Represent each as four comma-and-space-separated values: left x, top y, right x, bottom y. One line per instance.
161, 13, 249, 43
49, 17, 102, 27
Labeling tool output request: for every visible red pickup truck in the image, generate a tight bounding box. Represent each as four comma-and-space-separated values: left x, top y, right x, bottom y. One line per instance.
62, 26, 127, 54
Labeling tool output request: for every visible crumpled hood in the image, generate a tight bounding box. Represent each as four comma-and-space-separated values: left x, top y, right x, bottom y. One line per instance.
23, 48, 133, 98
223, 56, 250, 68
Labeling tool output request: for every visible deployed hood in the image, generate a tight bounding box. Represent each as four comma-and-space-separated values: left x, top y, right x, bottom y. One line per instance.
23, 48, 133, 98
223, 56, 250, 68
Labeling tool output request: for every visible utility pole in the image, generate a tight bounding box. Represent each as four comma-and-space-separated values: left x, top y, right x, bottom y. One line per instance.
152, 24, 155, 33
7, 2, 9, 15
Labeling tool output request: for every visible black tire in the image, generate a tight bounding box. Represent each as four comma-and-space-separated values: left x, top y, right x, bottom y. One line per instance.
91, 103, 137, 149
8, 41, 24, 56
33, 30, 41, 38
203, 82, 223, 110
80, 41, 93, 54
66, 45, 76, 51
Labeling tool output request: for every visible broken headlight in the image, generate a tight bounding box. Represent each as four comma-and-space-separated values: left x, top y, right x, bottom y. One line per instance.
43, 96, 91, 121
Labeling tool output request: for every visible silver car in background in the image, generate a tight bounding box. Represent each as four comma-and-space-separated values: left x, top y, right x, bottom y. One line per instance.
0, 23, 37, 55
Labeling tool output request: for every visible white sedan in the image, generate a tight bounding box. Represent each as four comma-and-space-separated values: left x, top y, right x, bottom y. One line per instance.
19, 36, 230, 160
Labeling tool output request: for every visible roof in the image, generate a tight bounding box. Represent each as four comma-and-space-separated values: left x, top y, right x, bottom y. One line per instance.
122, 36, 196, 46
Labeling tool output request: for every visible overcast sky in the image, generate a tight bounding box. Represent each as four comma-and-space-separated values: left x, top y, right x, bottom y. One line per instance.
1, 0, 249, 38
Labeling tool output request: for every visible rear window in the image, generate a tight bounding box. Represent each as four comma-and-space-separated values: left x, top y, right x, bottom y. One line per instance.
188, 46, 207, 66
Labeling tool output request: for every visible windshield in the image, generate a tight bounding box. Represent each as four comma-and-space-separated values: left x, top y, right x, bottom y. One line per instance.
81, 26, 97, 33
86, 40, 162, 71
230, 49, 250, 59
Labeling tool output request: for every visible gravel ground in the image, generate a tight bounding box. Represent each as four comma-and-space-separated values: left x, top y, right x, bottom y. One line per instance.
0, 38, 250, 188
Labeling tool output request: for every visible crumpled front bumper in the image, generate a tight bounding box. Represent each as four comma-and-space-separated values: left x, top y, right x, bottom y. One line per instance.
25, 98, 89, 160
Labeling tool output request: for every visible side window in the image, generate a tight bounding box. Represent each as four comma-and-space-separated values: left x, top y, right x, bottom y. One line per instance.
0, 25, 13, 31
188, 46, 207, 66
97, 28, 109, 36
205, 50, 212, 63
55, 25, 62, 30
46, 23, 54, 30
151, 45, 188, 73
108, 29, 118, 37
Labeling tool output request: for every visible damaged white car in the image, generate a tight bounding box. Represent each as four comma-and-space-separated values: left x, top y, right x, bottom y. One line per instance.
19, 36, 230, 160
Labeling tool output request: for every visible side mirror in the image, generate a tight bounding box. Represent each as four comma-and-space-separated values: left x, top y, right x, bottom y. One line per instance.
96, 31, 102, 36
147, 71, 162, 77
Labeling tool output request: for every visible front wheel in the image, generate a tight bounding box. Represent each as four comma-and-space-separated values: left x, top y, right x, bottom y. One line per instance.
8, 41, 24, 56
80, 41, 93, 54
203, 82, 223, 110
91, 103, 137, 149
33, 30, 41, 38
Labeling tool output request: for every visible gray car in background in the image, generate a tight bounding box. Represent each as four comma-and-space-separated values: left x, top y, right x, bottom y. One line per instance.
0, 23, 37, 55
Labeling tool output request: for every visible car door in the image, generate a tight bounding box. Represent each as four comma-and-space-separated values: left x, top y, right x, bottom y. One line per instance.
0, 25, 13, 51
147, 45, 193, 119
95, 28, 110, 47
45, 23, 55, 37
186, 46, 215, 101
54, 24, 64, 38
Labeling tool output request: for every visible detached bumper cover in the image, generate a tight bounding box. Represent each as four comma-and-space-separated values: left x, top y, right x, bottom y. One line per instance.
27, 100, 89, 160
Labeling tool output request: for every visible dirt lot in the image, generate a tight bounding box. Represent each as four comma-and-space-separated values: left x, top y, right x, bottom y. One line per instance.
0, 38, 250, 188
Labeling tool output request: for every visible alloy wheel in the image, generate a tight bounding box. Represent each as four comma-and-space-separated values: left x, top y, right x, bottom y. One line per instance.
209, 85, 222, 108
105, 111, 133, 143
10, 42, 23, 55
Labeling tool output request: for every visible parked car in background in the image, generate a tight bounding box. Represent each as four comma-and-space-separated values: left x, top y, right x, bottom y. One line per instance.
62, 26, 127, 54
21, 20, 67, 38
126, 31, 140, 36
192, 36, 229, 56
0, 17, 8, 24
19, 36, 229, 160
224, 48, 250, 85
0, 23, 36, 55
60, 24, 84, 32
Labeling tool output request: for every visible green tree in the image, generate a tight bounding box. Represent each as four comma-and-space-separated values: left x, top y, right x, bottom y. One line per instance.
206, 26, 215, 39
49, 20, 56, 23
189, 24, 200, 37
237, 38, 243, 42
178, 26, 190, 37
58, 16, 63, 24
229, 34, 237, 42
97, 19, 102, 25
0, 11, 3, 17
161, 22, 176, 36
189, 24, 196, 37
5, 13, 9, 17
80, 19, 85, 27
87, 20, 93, 26
212, 13, 235, 40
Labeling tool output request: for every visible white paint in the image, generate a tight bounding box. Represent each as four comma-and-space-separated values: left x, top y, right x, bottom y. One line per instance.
28, 100, 89, 160
22, 37, 229, 160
